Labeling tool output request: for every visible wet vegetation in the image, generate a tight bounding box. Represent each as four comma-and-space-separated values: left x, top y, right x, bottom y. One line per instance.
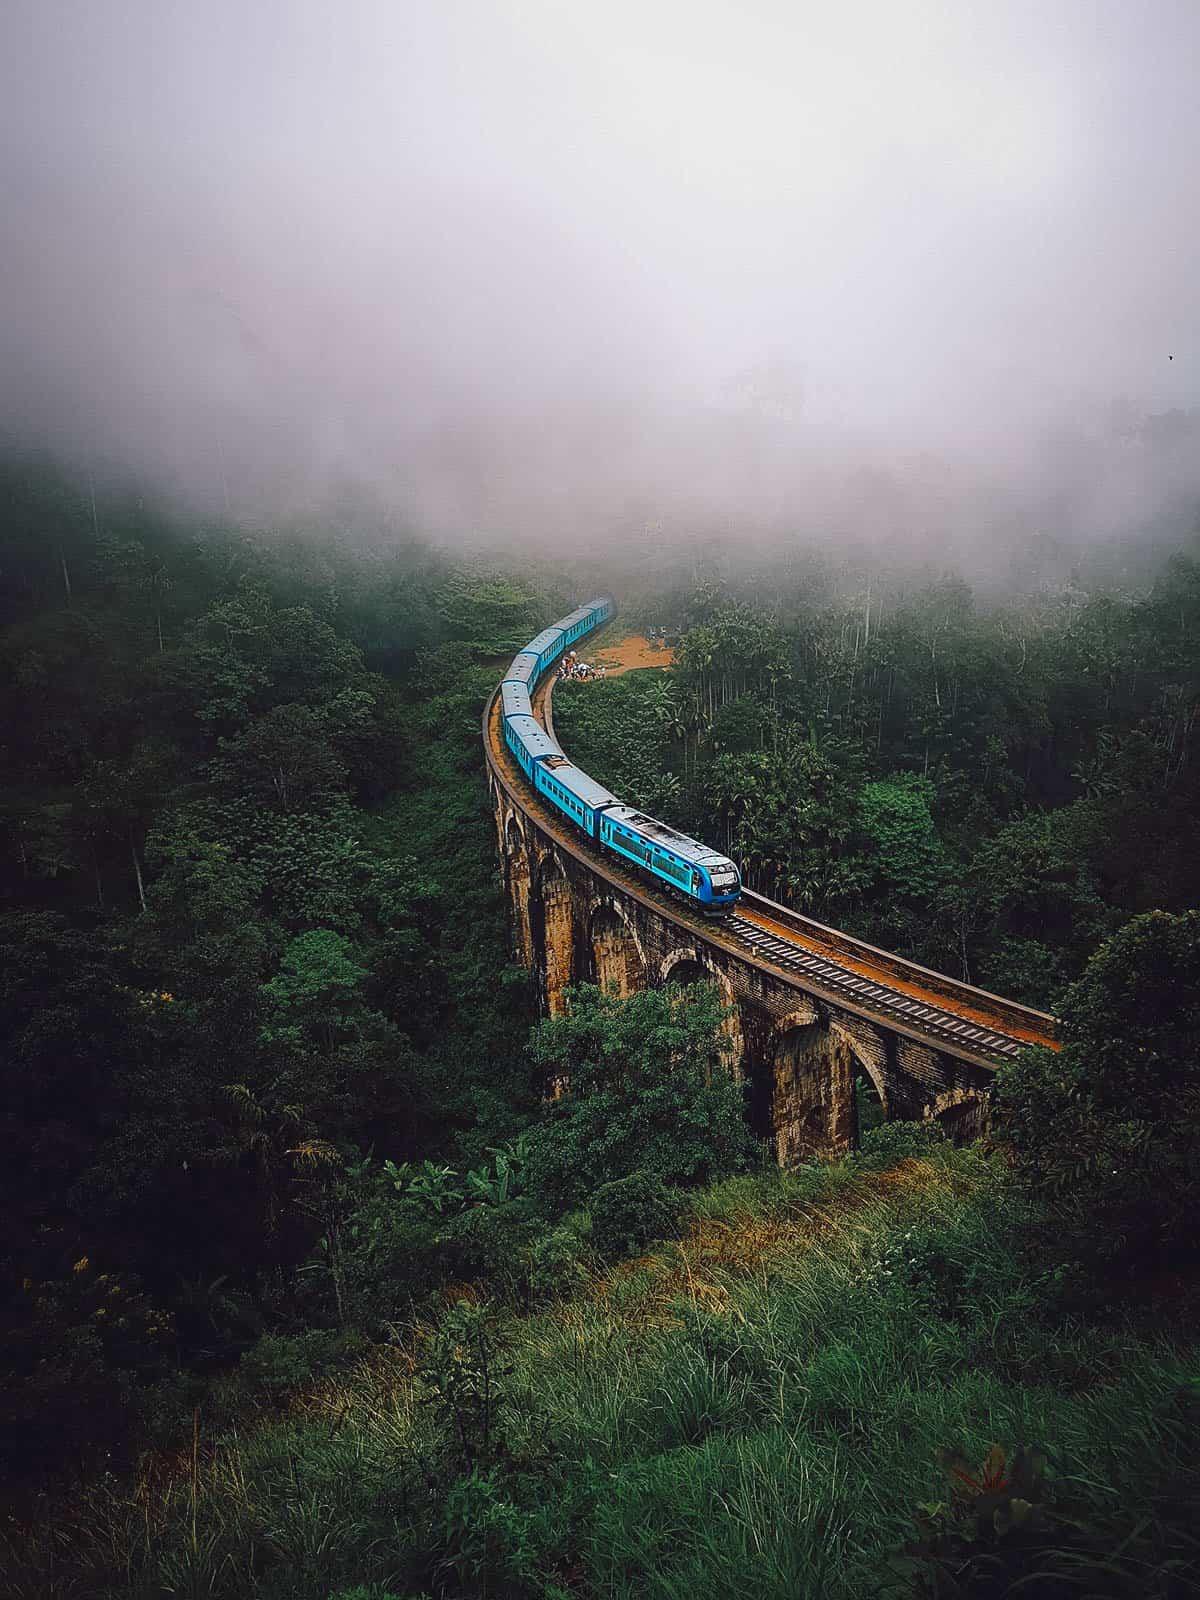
2, 458, 1198, 1596
557, 556, 1200, 1011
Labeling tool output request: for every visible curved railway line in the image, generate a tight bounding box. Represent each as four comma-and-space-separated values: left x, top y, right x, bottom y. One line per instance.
484, 638, 1058, 1072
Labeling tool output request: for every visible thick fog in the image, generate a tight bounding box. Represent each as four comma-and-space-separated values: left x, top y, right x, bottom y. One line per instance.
3, 1, 1199, 565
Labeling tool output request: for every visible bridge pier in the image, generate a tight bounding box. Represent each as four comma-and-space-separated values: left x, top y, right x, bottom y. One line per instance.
769, 1010, 856, 1163
532, 852, 576, 1017
502, 810, 533, 967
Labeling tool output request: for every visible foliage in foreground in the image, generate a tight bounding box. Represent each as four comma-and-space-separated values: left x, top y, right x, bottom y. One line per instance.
994, 909, 1200, 1278
6, 1145, 1198, 1600
526, 982, 759, 1207
0, 490, 553, 1483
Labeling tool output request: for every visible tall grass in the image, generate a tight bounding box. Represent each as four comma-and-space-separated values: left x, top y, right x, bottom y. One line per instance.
7, 1149, 1198, 1599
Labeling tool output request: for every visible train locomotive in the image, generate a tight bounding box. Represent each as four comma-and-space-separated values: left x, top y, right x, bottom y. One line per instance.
500, 599, 742, 916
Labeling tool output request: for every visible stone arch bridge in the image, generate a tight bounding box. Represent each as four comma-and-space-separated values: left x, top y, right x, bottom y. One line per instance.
484, 678, 1057, 1165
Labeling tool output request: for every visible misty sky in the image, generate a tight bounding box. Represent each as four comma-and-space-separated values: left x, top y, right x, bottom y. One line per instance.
3, 1, 1199, 556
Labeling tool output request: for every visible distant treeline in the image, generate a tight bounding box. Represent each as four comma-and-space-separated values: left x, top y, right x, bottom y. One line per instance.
557, 546, 1200, 1005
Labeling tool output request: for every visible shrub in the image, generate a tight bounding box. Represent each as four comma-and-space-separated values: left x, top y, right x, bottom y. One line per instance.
417, 1301, 514, 1473
590, 1172, 679, 1260
894, 1440, 1200, 1599
525, 983, 757, 1207
852, 1118, 946, 1169
993, 910, 1200, 1276
438, 1468, 542, 1596
526, 1220, 591, 1305
862, 1208, 1025, 1332
0, 1258, 174, 1482
234, 1328, 368, 1403
436, 1197, 541, 1286
339, 1165, 541, 1325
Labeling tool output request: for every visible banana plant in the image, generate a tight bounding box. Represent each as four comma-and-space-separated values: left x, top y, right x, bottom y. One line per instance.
383, 1158, 465, 1213
464, 1134, 530, 1205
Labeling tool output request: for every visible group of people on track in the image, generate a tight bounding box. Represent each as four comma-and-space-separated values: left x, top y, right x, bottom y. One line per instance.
558, 648, 605, 682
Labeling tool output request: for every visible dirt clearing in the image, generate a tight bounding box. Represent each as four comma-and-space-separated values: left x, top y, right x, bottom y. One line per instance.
590, 634, 676, 675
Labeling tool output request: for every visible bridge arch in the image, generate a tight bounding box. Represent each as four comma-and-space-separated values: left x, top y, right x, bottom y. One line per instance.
924, 1087, 990, 1145
658, 945, 745, 1074
587, 897, 646, 999
768, 1009, 866, 1165
532, 850, 575, 1017
829, 1020, 891, 1145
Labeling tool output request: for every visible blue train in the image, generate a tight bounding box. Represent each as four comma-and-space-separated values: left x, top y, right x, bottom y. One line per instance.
500, 598, 742, 916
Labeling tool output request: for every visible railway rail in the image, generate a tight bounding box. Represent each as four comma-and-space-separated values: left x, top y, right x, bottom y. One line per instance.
484, 648, 1058, 1070
726, 914, 1033, 1060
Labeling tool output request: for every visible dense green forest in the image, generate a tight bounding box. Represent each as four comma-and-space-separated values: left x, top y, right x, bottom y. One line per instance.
2, 457, 1198, 1597
557, 555, 1200, 1008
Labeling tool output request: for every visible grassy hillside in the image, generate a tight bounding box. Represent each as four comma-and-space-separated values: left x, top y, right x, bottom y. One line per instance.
12, 1139, 1198, 1599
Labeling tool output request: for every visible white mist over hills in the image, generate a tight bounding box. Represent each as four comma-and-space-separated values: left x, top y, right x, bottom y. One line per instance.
2, 1, 1199, 564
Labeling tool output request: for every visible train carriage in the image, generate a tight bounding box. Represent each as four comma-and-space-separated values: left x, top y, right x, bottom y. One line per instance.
556, 597, 614, 647
498, 593, 741, 917
533, 761, 617, 840
524, 625, 567, 675
505, 652, 540, 688
501, 680, 534, 721
505, 713, 566, 781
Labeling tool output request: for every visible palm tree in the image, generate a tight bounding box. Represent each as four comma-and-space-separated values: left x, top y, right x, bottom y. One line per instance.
211, 1084, 307, 1247
290, 1138, 348, 1324
142, 560, 173, 653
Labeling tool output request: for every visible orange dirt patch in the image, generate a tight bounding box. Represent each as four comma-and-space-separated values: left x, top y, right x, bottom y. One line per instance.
590, 634, 676, 675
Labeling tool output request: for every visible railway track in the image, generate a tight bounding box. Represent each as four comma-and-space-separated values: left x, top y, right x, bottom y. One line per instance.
726, 914, 1031, 1060
485, 661, 1057, 1067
